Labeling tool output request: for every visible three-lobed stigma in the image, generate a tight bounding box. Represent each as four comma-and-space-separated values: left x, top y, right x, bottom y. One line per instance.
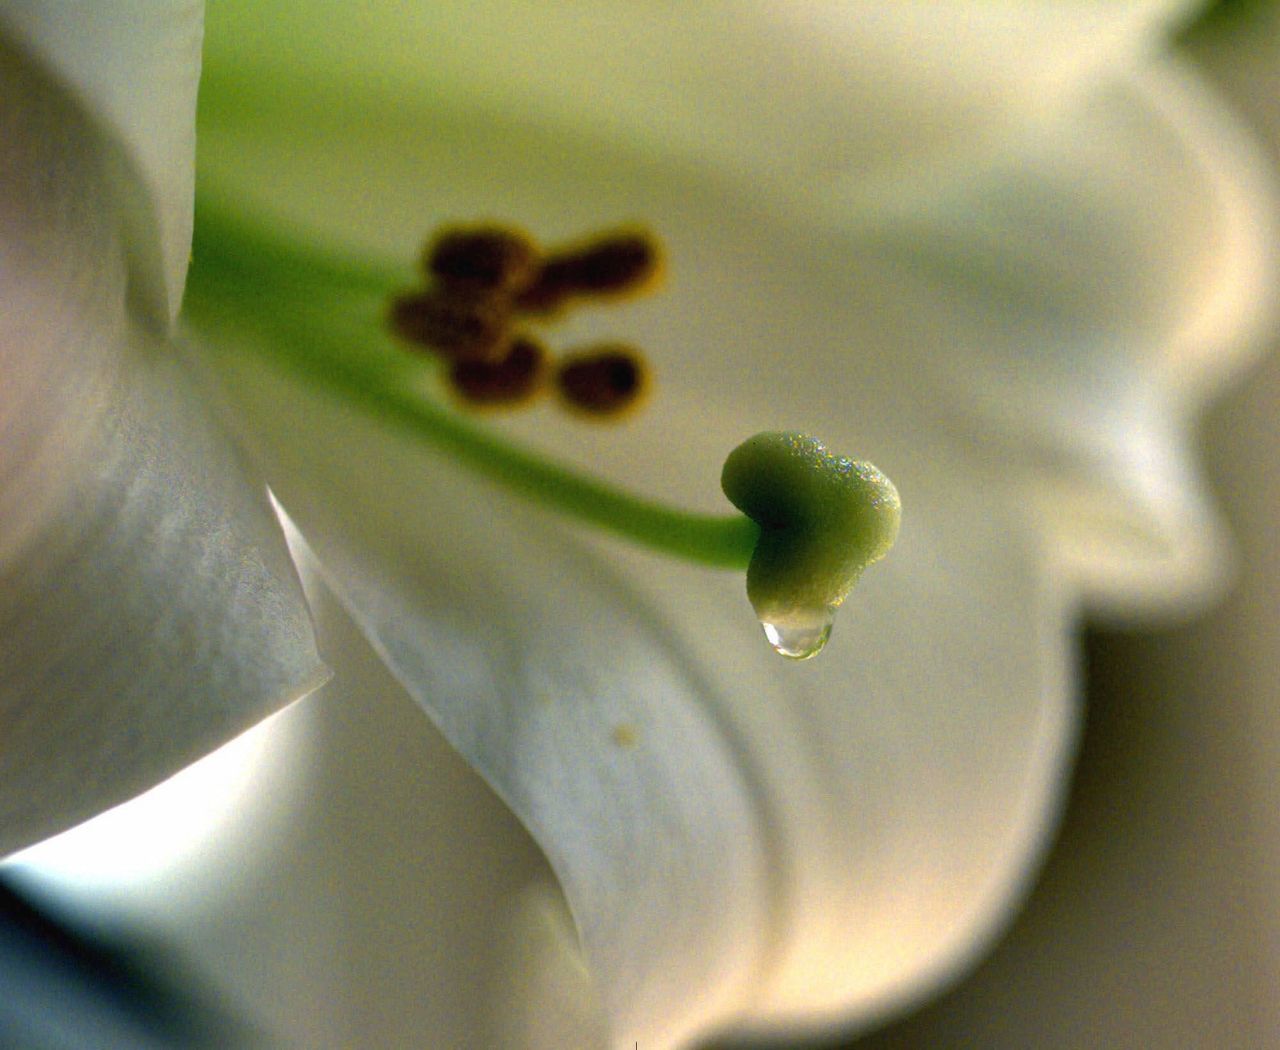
722, 432, 901, 659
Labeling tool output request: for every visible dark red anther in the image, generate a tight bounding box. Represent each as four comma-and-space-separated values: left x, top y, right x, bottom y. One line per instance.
449, 336, 550, 406
516, 229, 660, 315
556, 345, 649, 417
425, 226, 541, 294
389, 288, 512, 362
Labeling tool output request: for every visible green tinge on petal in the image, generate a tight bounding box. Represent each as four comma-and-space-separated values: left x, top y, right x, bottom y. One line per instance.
198, 0, 1204, 227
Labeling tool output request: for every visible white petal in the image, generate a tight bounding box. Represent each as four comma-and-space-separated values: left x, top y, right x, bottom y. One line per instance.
10, 593, 580, 1049
199, 0, 1199, 223
197, 332, 1074, 1046
485, 883, 610, 1049
293, 554, 611, 1050
197, 54, 1272, 616
0, 1, 203, 324
839, 60, 1278, 616
184, 8, 1257, 1042
0, 27, 323, 856
207, 366, 768, 1048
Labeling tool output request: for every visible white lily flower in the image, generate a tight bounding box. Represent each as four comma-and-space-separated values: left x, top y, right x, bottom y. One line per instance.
2, 2, 1275, 1049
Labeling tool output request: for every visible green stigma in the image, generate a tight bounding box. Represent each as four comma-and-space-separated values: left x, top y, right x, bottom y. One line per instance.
722, 432, 900, 659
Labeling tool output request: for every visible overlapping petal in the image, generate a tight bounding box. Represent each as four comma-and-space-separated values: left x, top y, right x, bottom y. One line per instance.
200, 329, 1076, 1044
0, 1, 203, 323
0, 10, 322, 855
854, 61, 1277, 615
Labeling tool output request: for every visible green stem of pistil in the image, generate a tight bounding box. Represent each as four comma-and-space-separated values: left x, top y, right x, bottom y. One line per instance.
185, 195, 760, 570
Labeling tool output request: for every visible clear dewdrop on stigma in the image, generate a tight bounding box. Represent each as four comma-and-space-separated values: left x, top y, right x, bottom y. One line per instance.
762, 606, 837, 661
723, 432, 901, 660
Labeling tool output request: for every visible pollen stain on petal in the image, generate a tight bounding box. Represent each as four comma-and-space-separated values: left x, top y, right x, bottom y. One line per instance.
611, 723, 640, 749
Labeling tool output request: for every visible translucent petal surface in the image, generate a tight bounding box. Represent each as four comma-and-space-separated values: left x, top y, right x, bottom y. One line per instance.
857, 62, 1277, 615
0, 1, 203, 324
200, 329, 1074, 1047
8, 576, 602, 1049
189, 93, 1080, 1038
187, 5, 1264, 1045
0, 25, 322, 855
200, 0, 1200, 224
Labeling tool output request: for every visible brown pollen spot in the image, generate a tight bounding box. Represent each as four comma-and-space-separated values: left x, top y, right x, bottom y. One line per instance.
425, 225, 541, 295
449, 336, 549, 407
556, 344, 649, 418
611, 723, 640, 748
389, 288, 512, 362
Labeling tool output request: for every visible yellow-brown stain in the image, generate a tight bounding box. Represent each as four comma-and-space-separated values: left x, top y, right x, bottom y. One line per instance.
611, 723, 640, 749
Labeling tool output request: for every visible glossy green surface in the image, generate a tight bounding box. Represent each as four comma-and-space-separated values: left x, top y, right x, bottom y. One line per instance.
721, 432, 900, 623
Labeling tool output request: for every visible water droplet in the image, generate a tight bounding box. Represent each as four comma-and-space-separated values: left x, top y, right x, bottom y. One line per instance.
760, 606, 836, 660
